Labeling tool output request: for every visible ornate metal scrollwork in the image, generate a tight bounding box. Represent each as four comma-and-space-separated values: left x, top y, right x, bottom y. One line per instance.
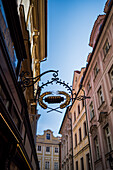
19, 69, 90, 113
19, 70, 59, 89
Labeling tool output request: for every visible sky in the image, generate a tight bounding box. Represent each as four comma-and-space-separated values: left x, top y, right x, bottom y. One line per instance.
37, 0, 107, 137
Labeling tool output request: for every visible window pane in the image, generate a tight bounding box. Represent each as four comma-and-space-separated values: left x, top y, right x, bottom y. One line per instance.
55, 148, 58, 153
105, 126, 112, 152
76, 161, 78, 170
81, 157, 84, 170
46, 133, 50, 140
46, 147, 50, 152
94, 136, 100, 160
38, 146, 41, 151
45, 161, 50, 169
54, 162, 58, 170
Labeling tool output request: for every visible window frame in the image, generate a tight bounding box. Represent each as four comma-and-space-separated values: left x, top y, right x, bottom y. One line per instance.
54, 162, 58, 170
75, 133, 77, 147
94, 136, 100, 160
83, 121, 87, 137
79, 127, 82, 143
104, 125, 113, 152
37, 145, 41, 152
78, 104, 80, 115
103, 39, 110, 57
89, 101, 94, 120
55, 147, 59, 153
94, 63, 99, 78
80, 157, 84, 170
87, 81, 91, 93
46, 146, 50, 153
76, 161, 78, 170
109, 65, 113, 89
45, 161, 50, 169
46, 133, 50, 140
74, 111, 76, 122
97, 86, 104, 106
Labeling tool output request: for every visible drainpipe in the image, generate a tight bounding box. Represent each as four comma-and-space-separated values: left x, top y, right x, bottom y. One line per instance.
67, 111, 74, 170
81, 88, 94, 170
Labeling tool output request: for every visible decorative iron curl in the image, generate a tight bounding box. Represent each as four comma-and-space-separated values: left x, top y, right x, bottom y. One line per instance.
19, 70, 59, 89
36, 76, 73, 100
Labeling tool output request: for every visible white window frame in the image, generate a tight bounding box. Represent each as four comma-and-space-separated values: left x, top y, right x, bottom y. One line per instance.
55, 147, 59, 153
89, 102, 94, 120
54, 162, 58, 170
98, 86, 104, 106
94, 136, 100, 160
105, 125, 113, 152
37, 145, 41, 152
46, 146, 50, 152
45, 161, 50, 169
46, 133, 50, 140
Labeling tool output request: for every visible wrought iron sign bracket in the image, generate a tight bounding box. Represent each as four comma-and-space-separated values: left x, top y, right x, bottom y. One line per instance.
19, 69, 90, 113
19, 70, 59, 90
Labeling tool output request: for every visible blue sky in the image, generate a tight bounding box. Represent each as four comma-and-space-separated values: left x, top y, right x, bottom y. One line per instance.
37, 0, 107, 136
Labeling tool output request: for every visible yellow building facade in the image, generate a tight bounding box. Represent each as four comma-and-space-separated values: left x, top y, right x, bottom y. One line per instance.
36, 129, 61, 170
70, 68, 90, 170
17, 0, 47, 141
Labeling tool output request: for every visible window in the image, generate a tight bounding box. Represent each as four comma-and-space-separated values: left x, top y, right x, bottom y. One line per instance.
78, 104, 80, 115
94, 136, 100, 160
103, 39, 110, 57
46, 147, 50, 152
89, 102, 94, 120
104, 125, 112, 152
54, 162, 58, 170
82, 100, 84, 108
86, 153, 90, 170
80, 157, 84, 170
38, 161, 41, 168
98, 86, 104, 106
45, 161, 50, 169
46, 133, 50, 140
67, 141, 68, 154
76, 161, 78, 170
94, 63, 99, 78
55, 147, 58, 153
109, 66, 113, 88
87, 81, 91, 92
79, 128, 82, 143
37, 145, 41, 151
0, 83, 11, 112
83, 121, 87, 137
75, 133, 77, 147
74, 111, 76, 122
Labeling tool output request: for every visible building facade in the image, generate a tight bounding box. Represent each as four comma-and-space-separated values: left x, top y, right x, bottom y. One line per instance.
59, 107, 73, 170
82, 0, 113, 170
36, 129, 61, 170
0, 0, 47, 169
70, 68, 90, 170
